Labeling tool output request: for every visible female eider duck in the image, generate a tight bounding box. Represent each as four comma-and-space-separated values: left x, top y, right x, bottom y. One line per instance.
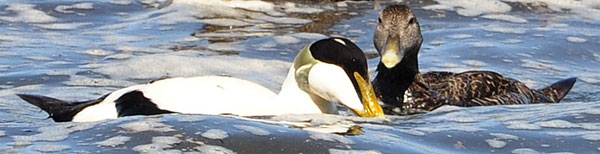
18, 37, 385, 122
372, 5, 577, 114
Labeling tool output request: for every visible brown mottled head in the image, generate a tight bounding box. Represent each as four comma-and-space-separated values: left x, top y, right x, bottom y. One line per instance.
374, 5, 423, 69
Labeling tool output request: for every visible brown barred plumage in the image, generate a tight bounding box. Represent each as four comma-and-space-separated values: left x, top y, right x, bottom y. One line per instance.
372, 5, 577, 115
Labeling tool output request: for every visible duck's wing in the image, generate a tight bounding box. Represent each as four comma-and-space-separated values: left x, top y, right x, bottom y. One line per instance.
403, 71, 534, 111
403, 71, 577, 112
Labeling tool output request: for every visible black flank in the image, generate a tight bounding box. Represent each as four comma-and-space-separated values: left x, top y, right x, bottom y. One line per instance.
115, 90, 174, 117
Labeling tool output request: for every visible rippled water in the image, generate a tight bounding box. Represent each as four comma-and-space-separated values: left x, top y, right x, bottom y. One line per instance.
0, 0, 599, 153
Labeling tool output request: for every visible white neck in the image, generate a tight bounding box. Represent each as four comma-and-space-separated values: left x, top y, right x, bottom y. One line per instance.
273, 67, 337, 115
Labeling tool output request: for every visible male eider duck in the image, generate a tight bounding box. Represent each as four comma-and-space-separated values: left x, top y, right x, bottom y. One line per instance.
372, 5, 577, 114
18, 37, 385, 122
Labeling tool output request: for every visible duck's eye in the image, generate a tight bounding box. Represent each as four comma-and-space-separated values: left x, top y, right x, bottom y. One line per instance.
408, 17, 415, 24
378, 17, 382, 24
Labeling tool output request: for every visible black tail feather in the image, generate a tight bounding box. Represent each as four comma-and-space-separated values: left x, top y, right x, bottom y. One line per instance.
16, 94, 103, 122
539, 77, 577, 103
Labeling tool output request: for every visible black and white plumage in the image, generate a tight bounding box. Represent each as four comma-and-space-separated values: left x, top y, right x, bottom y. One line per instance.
372, 5, 577, 114
18, 37, 385, 122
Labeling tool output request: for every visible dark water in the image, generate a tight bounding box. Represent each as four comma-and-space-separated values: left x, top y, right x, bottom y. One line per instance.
0, 0, 599, 153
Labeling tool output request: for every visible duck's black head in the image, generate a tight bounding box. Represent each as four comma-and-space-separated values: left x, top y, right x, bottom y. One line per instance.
373, 5, 423, 108
293, 37, 385, 118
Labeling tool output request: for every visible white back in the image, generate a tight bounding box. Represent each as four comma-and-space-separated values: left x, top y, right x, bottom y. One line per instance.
139, 76, 279, 116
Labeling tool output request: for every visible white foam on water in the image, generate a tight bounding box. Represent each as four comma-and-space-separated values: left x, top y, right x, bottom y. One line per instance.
540, 144, 551, 148
398, 129, 426, 136
31, 144, 70, 152
233, 125, 270, 136
504, 121, 541, 130
519, 0, 600, 21
94, 53, 289, 90
582, 134, 600, 141
545, 131, 587, 137
102, 33, 155, 45
0, 51, 19, 57
176, 0, 280, 16
273, 35, 301, 44
47, 61, 73, 65
139, 0, 172, 8
448, 34, 473, 39
359, 123, 394, 130
430, 105, 463, 113
521, 59, 569, 72
336, 1, 348, 7
577, 74, 600, 84
427, 0, 511, 17
463, 60, 488, 67
516, 53, 532, 58
503, 39, 523, 44
175, 115, 205, 122
536, 120, 580, 128
484, 26, 526, 34
593, 53, 600, 62
199, 18, 252, 27
0, 34, 41, 47
256, 16, 312, 24
109, 0, 133, 5
0, 65, 11, 71
34, 22, 93, 30
119, 120, 175, 133
0, 4, 58, 23
490, 133, 519, 140
434, 62, 460, 68
195, 145, 236, 154
94, 135, 131, 147
133, 136, 181, 154
308, 131, 354, 144
11, 122, 97, 146
116, 45, 176, 53
0, 130, 4, 137
25, 56, 53, 61
78, 63, 110, 69
201, 129, 229, 140
63, 76, 137, 87
566, 37, 587, 43
511, 148, 540, 154
290, 32, 328, 40
486, 139, 507, 148
81, 49, 114, 56
579, 123, 600, 130
103, 53, 133, 60
55, 2, 94, 14
329, 149, 382, 154
38, 32, 92, 48
429, 0, 600, 21
0, 84, 43, 97
481, 14, 527, 23
422, 4, 455, 11
283, 2, 325, 14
